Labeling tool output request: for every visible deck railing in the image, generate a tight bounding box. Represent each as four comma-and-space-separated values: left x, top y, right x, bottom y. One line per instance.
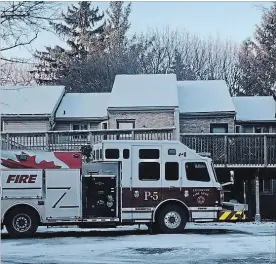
180, 133, 276, 167
1, 127, 176, 151
2, 130, 276, 167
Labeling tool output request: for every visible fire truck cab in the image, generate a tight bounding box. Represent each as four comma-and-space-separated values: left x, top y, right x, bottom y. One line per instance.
1, 140, 248, 237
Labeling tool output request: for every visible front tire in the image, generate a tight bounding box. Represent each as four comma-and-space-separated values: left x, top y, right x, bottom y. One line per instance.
157, 204, 187, 234
5, 208, 39, 238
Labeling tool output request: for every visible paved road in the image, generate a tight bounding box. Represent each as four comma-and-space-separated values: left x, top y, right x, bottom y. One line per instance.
1, 223, 275, 264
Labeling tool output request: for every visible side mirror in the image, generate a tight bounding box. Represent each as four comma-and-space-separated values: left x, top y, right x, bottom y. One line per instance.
230, 170, 235, 183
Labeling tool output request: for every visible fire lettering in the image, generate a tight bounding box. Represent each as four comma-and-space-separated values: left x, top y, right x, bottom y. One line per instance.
6, 174, 37, 184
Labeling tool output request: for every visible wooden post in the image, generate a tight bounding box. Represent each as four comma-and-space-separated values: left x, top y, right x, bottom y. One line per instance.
45, 132, 49, 151
255, 169, 261, 222
224, 135, 228, 166
6, 133, 10, 150
174, 108, 180, 141
264, 135, 267, 167
243, 181, 247, 205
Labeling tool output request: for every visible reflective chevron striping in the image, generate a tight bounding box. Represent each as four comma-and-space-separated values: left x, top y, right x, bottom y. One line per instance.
219, 210, 246, 221
219, 211, 232, 220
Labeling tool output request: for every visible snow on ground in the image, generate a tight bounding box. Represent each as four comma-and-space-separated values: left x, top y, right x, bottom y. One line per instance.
1, 222, 275, 264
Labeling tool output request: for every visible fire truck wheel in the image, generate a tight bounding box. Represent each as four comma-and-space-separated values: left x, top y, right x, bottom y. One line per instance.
157, 204, 187, 234
5, 208, 39, 238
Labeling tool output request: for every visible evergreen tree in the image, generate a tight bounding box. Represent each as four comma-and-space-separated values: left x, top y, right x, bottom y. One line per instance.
103, 1, 132, 89
238, 3, 276, 95
32, 2, 105, 91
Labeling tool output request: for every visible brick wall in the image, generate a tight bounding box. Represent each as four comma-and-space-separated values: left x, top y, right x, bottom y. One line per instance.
108, 110, 175, 129
180, 115, 235, 133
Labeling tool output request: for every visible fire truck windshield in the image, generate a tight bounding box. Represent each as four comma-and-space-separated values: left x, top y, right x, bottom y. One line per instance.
211, 162, 219, 182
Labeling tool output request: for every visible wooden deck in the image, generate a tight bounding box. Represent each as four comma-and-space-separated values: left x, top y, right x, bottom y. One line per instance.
1, 128, 175, 151
1, 129, 275, 167
181, 133, 276, 167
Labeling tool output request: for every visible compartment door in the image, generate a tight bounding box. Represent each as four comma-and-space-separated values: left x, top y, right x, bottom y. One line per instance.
45, 169, 81, 219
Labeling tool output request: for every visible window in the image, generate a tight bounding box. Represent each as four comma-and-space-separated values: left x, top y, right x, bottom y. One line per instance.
235, 125, 241, 133
117, 120, 135, 129
255, 127, 262, 133
101, 122, 108, 130
117, 120, 135, 139
139, 149, 159, 159
185, 162, 210, 182
105, 149, 119, 159
123, 149, 130, 159
211, 162, 218, 182
139, 162, 160, 181
260, 179, 273, 195
242, 126, 254, 133
165, 162, 179, 181
96, 149, 99, 160
210, 124, 228, 133
71, 124, 88, 139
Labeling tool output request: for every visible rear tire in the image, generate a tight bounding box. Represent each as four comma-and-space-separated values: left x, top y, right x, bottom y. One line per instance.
5, 208, 39, 238
157, 204, 187, 234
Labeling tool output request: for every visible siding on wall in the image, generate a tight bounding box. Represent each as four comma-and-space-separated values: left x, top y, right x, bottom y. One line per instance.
3, 120, 50, 132
54, 122, 71, 131
180, 115, 235, 133
54, 121, 102, 131
108, 110, 175, 129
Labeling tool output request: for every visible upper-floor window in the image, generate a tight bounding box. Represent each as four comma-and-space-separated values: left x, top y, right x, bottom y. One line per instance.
185, 162, 210, 182
116, 120, 135, 139
116, 120, 135, 129
242, 126, 270, 133
71, 123, 88, 139
210, 123, 228, 133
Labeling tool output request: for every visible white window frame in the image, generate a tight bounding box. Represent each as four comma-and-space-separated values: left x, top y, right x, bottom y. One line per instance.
241, 125, 271, 133
100, 121, 108, 130
70, 123, 89, 139
116, 120, 135, 139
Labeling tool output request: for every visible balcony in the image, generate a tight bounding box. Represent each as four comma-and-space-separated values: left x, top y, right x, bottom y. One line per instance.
181, 133, 276, 167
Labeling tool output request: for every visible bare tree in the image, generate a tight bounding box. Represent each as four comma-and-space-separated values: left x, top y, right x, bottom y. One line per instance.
0, 1, 60, 63
0, 62, 35, 86
134, 27, 240, 94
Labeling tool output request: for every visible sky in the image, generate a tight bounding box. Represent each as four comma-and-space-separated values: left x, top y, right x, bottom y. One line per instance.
3, 1, 272, 60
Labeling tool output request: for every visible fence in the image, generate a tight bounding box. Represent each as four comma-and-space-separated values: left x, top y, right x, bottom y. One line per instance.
1, 127, 176, 151
181, 133, 276, 167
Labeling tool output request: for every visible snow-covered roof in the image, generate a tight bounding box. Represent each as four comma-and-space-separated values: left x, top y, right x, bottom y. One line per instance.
177, 80, 235, 114
56, 93, 110, 119
108, 74, 178, 109
232, 96, 276, 121
1, 86, 65, 116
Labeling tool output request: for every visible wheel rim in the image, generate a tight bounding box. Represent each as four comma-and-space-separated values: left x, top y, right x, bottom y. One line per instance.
12, 213, 32, 233
164, 211, 181, 229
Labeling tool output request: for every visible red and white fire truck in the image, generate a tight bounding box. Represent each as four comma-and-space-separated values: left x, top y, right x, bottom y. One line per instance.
0, 140, 248, 237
